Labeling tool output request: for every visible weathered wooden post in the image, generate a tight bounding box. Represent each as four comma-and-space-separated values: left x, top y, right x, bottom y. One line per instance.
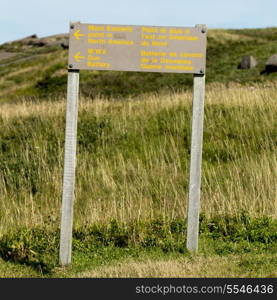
186, 24, 207, 253
186, 72, 206, 252
59, 69, 79, 266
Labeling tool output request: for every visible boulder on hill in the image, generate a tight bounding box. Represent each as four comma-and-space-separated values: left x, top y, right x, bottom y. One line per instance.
261, 54, 277, 74
22, 34, 38, 40
39, 35, 69, 48
6, 34, 45, 47
61, 40, 69, 49
25, 38, 47, 47
238, 55, 257, 69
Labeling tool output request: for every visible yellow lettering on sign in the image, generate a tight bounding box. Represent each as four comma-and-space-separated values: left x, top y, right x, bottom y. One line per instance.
141, 58, 150, 63
157, 35, 166, 40
165, 65, 193, 71
169, 36, 199, 41
152, 41, 168, 46
140, 51, 166, 57
108, 40, 134, 45
106, 26, 133, 32
159, 28, 167, 34
88, 33, 105, 38
106, 33, 113, 38
87, 62, 110, 68
88, 25, 105, 31
88, 49, 107, 54
142, 27, 158, 33
169, 28, 183, 34
141, 64, 162, 70
142, 34, 156, 40
74, 51, 85, 62
88, 55, 101, 61
141, 41, 150, 46
88, 39, 106, 44
160, 58, 192, 64
169, 52, 177, 57
97, 49, 106, 54
180, 53, 203, 58
74, 30, 85, 40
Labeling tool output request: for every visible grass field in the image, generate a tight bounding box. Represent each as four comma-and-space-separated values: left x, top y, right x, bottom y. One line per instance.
0, 27, 276, 277
0, 81, 276, 277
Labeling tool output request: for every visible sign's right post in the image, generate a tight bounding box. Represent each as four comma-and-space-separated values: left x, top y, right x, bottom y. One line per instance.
186, 70, 206, 252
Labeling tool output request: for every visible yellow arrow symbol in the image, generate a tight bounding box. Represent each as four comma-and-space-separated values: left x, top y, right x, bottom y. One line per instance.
74, 30, 85, 40
74, 51, 85, 62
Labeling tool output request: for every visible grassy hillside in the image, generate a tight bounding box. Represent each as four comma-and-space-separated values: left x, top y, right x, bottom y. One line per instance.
0, 28, 276, 102
0, 84, 276, 229
0, 83, 276, 277
0, 28, 276, 277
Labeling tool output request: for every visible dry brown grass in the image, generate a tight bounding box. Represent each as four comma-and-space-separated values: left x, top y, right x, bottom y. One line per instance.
1, 81, 276, 120
208, 29, 260, 43
0, 83, 276, 232
74, 254, 277, 278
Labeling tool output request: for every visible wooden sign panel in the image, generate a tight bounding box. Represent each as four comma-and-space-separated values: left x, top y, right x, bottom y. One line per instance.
68, 23, 207, 74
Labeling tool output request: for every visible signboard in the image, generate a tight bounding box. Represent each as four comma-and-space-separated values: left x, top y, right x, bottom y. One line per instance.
68, 23, 207, 74
60, 22, 207, 266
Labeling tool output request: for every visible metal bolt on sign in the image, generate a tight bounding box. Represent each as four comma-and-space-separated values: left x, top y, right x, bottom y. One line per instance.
59, 22, 207, 265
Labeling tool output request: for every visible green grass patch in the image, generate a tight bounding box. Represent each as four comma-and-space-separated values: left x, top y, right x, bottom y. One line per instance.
0, 213, 276, 276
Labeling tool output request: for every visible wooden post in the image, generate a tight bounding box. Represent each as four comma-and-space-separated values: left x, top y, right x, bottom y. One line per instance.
186, 73, 205, 252
59, 69, 79, 266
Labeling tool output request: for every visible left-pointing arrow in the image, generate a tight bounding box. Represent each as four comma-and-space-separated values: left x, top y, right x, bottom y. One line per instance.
74, 51, 85, 62
74, 30, 85, 40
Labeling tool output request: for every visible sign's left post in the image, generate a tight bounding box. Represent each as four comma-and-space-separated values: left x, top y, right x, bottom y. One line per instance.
59, 69, 80, 266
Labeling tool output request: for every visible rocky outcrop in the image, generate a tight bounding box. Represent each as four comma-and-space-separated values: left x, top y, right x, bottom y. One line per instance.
4, 34, 69, 50
261, 54, 277, 74
238, 55, 257, 69
61, 40, 69, 49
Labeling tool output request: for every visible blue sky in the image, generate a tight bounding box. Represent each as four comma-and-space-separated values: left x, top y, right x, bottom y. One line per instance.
1, 0, 276, 44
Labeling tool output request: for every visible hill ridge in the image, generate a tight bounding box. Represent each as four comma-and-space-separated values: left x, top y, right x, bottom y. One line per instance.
0, 27, 276, 103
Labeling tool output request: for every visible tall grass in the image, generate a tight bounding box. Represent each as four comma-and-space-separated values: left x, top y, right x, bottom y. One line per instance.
0, 83, 276, 234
